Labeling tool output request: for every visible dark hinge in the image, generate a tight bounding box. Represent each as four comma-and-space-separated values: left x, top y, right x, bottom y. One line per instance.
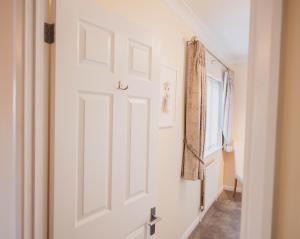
44, 23, 55, 44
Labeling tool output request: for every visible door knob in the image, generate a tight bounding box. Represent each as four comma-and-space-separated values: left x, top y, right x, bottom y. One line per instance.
116, 81, 128, 90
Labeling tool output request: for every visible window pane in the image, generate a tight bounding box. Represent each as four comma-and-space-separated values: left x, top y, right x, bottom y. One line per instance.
205, 76, 222, 156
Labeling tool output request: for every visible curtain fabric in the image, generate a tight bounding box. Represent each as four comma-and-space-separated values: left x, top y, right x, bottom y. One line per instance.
222, 70, 234, 152
182, 40, 207, 181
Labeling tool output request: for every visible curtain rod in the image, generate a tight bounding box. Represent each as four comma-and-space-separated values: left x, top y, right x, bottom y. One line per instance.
205, 48, 230, 71
187, 37, 231, 72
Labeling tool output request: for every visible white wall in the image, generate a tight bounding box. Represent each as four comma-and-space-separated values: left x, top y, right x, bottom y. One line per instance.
223, 63, 248, 188
0, 1, 16, 239
96, 1, 225, 238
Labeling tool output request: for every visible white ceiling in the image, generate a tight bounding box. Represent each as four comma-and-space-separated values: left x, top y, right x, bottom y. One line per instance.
182, 0, 250, 63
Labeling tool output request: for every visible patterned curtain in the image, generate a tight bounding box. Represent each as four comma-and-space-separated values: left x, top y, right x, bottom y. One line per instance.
181, 40, 207, 210
182, 39, 207, 209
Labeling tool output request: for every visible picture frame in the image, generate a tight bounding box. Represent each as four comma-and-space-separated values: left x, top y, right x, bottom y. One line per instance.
159, 64, 177, 128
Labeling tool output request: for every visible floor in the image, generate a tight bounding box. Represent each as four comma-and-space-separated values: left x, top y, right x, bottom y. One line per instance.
188, 191, 242, 239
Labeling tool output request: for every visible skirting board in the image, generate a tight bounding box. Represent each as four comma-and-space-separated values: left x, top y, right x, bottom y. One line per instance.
180, 187, 223, 239
223, 185, 243, 193
179, 214, 202, 239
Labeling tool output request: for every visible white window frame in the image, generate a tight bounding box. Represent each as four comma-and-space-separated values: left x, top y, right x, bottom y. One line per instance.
204, 74, 223, 158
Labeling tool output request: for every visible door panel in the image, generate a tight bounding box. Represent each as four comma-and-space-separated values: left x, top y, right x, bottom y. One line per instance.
77, 93, 113, 220
125, 97, 150, 204
128, 40, 152, 81
52, 1, 159, 238
78, 19, 115, 72
126, 225, 147, 239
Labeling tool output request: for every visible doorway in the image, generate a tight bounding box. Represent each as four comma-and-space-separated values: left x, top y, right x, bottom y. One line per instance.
22, 2, 278, 238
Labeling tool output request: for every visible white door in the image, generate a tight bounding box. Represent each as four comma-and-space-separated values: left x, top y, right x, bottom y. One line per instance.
50, 1, 160, 238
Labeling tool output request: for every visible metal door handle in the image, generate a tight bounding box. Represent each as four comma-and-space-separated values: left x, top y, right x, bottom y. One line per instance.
116, 81, 128, 90
148, 216, 162, 226
148, 207, 161, 236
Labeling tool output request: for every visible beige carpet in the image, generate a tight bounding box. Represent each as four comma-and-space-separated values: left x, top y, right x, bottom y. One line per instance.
188, 191, 242, 239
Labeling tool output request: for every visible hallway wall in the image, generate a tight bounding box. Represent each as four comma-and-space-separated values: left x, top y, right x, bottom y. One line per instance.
272, 0, 300, 238
96, 1, 225, 238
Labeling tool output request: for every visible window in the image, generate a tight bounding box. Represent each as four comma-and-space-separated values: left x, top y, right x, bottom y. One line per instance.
204, 75, 223, 157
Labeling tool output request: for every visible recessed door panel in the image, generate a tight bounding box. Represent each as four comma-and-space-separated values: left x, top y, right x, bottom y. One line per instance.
126, 225, 147, 239
128, 40, 152, 80
77, 93, 113, 222
125, 98, 150, 203
78, 20, 114, 72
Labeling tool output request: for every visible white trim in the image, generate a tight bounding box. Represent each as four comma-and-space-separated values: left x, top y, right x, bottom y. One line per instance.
202, 186, 224, 216
23, 0, 34, 238
223, 185, 243, 193
180, 186, 223, 239
179, 215, 202, 239
241, 0, 283, 238
2, 0, 25, 238
15, 0, 25, 238
204, 146, 222, 160
23, 0, 50, 239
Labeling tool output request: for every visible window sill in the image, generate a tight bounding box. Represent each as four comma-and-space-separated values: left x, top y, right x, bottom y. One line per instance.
204, 146, 223, 161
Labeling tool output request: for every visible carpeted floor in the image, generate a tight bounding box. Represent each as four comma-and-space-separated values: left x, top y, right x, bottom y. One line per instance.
188, 191, 242, 239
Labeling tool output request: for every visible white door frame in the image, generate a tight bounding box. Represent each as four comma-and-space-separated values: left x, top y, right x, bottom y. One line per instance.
21, 0, 283, 239
23, 0, 50, 238
0, 0, 24, 238
241, 0, 283, 238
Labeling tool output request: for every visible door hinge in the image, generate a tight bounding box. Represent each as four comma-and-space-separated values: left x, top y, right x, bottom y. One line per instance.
44, 23, 55, 44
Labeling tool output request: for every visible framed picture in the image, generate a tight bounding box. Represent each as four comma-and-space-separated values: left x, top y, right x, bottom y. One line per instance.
159, 65, 177, 128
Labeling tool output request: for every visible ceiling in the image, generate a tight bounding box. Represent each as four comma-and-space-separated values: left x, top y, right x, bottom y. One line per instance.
183, 0, 250, 62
